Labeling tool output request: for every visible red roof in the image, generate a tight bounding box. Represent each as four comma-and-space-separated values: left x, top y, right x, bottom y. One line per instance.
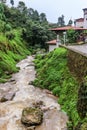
46, 39, 56, 45
75, 18, 84, 22
50, 26, 87, 31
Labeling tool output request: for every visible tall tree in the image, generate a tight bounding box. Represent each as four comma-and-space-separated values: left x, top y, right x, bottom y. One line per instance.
10, 0, 14, 7
57, 15, 65, 26
32, 10, 39, 21
0, 3, 6, 20
39, 13, 47, 23
68, 19, 73, 26
17, 1, 26, 13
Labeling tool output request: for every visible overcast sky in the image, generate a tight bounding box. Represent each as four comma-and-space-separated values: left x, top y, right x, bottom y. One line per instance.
7, 0, 87, 24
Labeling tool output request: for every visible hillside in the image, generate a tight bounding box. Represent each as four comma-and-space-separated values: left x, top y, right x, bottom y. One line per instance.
33, 48, 87, 130
0, 29, 30, 82
0, 1, 56, 82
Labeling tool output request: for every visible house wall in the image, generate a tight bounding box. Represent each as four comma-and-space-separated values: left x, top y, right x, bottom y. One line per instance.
49, 45, 57, 52
84, 15, 87, 28
75, 21, 84, 28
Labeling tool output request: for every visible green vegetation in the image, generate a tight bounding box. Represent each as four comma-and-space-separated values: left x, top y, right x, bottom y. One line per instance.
33, 48, 87, 129
67, 29, 79, 43
0, 29, 30, 83
0, 1, 56, 82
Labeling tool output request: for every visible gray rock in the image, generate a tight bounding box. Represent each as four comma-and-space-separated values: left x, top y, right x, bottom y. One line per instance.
21, 107, 43, 126
33, 100, 44, 108
0, 92, 15, 102
26, 126, 36, 130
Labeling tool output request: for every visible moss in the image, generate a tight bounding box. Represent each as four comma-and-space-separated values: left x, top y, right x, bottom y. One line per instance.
67, 50, 87, 82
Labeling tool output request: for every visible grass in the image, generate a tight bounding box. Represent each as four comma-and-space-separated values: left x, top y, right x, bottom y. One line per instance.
33, 47, 81, 129
0, 29, 31, 82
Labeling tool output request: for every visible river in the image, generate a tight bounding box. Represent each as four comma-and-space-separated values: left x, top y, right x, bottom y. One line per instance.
0, 56, 68, 130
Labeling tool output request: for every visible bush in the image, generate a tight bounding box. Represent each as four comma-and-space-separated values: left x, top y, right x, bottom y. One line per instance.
5, 23, 12, 31
67, 29, 79, 43
6, 31, 15, 40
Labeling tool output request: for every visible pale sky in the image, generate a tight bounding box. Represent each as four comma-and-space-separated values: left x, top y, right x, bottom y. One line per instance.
7, 0, 87, 24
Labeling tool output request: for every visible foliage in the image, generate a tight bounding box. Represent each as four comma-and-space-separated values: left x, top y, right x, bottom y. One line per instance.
10, 0, 14, 7
6, 31, 15, 40
67, 29, 79, 43
0, 3, 6, 20
5, 23, 12, 31
0, 29, 30, 82
33, 48, 81, 129
67, 19, 73, 26
57, 15, 65, 26
2, 1, 56, 49
0, 1, 55, 80
77, 80, 87, 119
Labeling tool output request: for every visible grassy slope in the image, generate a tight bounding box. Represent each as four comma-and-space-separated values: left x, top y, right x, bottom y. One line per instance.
0, 29, 30, 82
33, 48, 81, 129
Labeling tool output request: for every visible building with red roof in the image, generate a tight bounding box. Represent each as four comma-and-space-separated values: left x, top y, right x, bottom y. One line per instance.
46, 39, 57, 52
50, 26, 87, 33
74, 8, 87, 28
74, 18, 84, 28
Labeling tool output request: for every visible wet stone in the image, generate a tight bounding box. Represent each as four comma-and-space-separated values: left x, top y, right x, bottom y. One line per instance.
0, 92, 15, 102
21, 107, 43, 127
26, 126, 36, 130
33, 100, 44, 108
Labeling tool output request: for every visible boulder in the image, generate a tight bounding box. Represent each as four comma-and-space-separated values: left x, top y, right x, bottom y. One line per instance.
21, 107, 43, 126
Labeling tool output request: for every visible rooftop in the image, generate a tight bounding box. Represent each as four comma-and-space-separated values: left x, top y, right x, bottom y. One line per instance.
46, 39, 56, 45
50, 26, 87, 32
75, 18, 84, 22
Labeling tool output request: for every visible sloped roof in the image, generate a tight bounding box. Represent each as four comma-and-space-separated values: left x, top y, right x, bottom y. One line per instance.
75, 18, 84, 22
50, 26, 87, 31
46, 39, 56, 45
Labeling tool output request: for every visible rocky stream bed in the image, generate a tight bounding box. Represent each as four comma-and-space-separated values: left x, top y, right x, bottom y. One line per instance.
0, 56, 68, 130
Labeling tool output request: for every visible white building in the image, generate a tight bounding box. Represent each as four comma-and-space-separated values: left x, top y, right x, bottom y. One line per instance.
75, 8, 87, 28
75, 18, 84, 28
83, 8, 87, 28
46, 39, 57, 52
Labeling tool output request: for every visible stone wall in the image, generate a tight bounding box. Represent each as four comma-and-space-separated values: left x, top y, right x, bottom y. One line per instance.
67, 49, 87, 82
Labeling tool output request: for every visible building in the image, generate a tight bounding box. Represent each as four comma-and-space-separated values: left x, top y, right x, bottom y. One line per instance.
83, 8, 87, 28
47, 26, 87, 51
74, 18, 84, 28
46, 39, 57, 52
75, 8, 87, 28
47, 8, 87, 52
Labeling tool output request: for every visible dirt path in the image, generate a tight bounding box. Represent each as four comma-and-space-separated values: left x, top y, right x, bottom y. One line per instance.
0, 56, 68, 130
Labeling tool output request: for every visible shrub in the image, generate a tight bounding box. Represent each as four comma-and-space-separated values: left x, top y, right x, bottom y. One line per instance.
67, 29, 79, 43
5, 23, 12, 31
6, 31, 15, 40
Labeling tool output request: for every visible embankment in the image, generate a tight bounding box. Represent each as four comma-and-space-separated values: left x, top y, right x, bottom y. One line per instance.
33, 47, 87, 130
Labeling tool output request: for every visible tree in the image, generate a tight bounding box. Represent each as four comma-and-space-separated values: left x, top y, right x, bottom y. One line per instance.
27, 8, 39, 21
68, 19, 73, 26
32, 10, 39, 21
67, 29, 79, 43
17, 1, 26, 13
0, 3, 6, 20
57, 15, 65, 26
39, 13, 47, 23
10, 0, 14, 7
